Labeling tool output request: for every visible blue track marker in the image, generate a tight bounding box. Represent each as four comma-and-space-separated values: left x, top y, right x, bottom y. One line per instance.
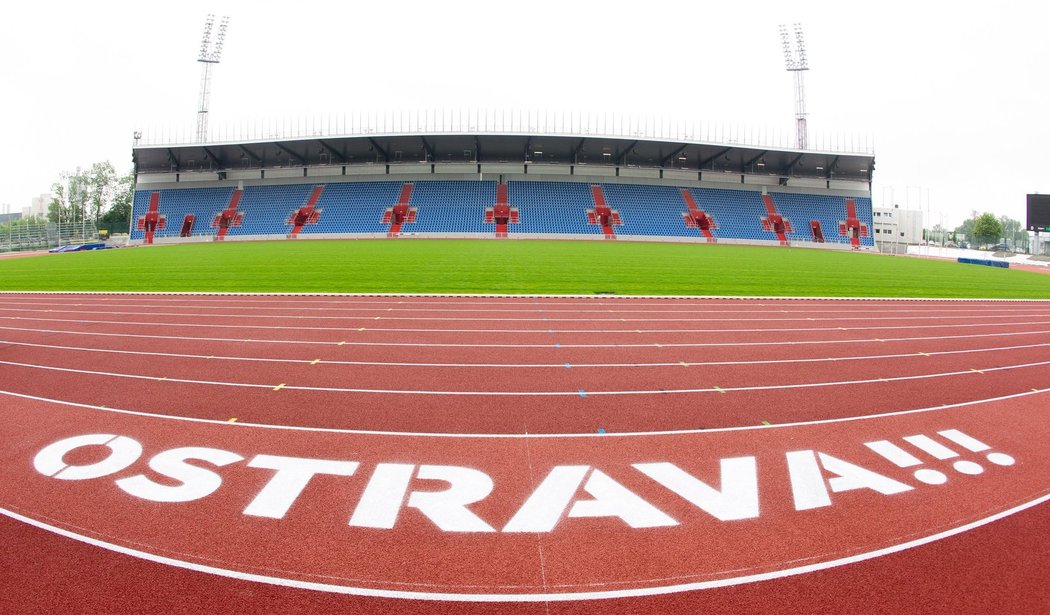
597, 428, 606, 434
578, 389, 587, 398
564, 363, 572, 369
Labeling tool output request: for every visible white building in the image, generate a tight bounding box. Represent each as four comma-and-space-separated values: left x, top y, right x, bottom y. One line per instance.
872, 204, 923, 246
22, 193, 51, 219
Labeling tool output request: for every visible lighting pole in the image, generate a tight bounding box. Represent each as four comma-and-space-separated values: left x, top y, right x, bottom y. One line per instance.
779, 23, 810, 150
196, 14, 230, 144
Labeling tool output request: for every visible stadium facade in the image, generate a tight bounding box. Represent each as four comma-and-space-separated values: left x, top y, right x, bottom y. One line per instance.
130, 131, 876, 249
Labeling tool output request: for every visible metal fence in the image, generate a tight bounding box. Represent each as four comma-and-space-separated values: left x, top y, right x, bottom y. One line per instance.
0, 221, 102, 253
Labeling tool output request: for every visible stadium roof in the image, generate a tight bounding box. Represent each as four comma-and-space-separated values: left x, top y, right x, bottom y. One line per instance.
133, 133, 874, 182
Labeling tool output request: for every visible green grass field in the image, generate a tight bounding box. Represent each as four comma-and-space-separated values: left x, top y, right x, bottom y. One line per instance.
1, 240, 1049, 298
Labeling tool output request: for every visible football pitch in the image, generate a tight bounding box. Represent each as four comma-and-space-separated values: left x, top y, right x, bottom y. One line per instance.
0, 239, 1048, 298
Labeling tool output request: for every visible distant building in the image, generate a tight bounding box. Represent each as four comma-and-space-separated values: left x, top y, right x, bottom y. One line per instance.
22, 193, 51, 219
872, 204, 923, 245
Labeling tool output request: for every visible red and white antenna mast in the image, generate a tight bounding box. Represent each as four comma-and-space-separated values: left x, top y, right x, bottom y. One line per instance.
779, 23, 809, 150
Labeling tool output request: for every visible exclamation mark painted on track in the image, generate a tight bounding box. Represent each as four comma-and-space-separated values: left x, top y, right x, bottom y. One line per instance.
903, 434, 983, 475
866, 429, 1015, 485
937, 429, 1016, 468
864, 439, 947, 485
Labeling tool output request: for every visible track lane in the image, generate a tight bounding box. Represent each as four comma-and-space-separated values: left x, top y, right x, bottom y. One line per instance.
0, 358, 1045, 433
3, 340, 1048, 395
2, 308, 1050, 333
3, 500, 1047, 614
1, 323, 1047, 366
2, 388, 1048, 600
2, 314, 1048, 349
2, 294, 1049, 612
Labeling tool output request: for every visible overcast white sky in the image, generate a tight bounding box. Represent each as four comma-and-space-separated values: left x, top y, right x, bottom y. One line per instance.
1, 1, 1047, 228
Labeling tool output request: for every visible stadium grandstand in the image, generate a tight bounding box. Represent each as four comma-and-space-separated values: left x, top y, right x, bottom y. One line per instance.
130, 130, 875, 249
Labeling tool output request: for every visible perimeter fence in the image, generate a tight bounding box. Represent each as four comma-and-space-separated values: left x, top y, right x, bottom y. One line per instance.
0, 221, 101, 253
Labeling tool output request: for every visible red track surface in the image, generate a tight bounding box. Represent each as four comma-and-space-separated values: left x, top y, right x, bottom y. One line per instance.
0, 293, 1048, 613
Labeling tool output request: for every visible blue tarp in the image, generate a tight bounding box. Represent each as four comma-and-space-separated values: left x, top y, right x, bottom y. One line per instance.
48, 243, 109, 253
957, 257, 1009, 268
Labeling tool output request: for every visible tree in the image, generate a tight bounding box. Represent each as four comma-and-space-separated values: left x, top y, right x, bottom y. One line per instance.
65, 169, 89, 228
999, 215, 1024, 249
86, 161, 117, 227
972, 213, 1003, 247
47, 162, 132, 231
100, 170, 134, 232
953, 210, 980, 241
47, 182, 67, 223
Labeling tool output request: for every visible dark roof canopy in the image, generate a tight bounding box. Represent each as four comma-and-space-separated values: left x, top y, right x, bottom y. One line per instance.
134, 133, 873, 182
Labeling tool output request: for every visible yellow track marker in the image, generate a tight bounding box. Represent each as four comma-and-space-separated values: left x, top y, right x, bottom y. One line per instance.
875, 338, 885, 342
970, 368, 984, 374
1034, 388, 1041, 392
358, 327, 365, 331
680, 362, 689, 367
375, 316, 381, 320
713, 386, 726, 394
338, 341, 346, 346
310, 359, 321, 365
655, 343, 662, 348
227, 417, 238, 423
273, 383, 286, 391
919, 352, 930, 356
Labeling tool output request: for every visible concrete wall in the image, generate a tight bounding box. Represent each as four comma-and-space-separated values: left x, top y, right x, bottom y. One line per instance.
136, 166, 870, 198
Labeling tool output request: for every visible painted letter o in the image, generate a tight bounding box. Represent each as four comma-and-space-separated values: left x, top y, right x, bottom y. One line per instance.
33, 434, 143, 480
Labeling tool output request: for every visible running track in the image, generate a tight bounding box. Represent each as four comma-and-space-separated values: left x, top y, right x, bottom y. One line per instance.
0, 293, 1048, 613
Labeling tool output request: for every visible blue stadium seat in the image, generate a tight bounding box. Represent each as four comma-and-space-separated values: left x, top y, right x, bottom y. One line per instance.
130, 180, 874, 248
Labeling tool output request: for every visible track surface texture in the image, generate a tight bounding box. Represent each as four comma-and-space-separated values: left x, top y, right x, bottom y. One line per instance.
1, 293, 1048, 613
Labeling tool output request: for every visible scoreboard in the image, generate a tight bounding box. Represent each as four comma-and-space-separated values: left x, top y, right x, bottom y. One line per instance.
1028, 194, 1050, 232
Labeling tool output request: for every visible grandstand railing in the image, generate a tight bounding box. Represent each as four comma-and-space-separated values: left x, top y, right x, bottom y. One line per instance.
0, 221, 101, 253
136, 108, 875, 156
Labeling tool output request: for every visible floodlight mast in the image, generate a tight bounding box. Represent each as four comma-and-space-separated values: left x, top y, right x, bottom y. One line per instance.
779, 23, 809, 150
195, 14, 230, 144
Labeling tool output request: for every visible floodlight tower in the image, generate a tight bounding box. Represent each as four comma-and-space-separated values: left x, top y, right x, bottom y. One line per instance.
779, 23, 810, 149
195, 14, 230, 143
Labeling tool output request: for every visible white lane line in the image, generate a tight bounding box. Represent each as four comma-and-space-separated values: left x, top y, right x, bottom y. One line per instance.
1, 299, 1047, 315
1, 324, 1047, 349
4, 290, 1048, 303
1, 357, 1047, 396
0, 384, 1047, 436
2, 338, 1048, 370
3, 315, 1049, 337
3, 492, 1049, 602
3, 306, 1049, 324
